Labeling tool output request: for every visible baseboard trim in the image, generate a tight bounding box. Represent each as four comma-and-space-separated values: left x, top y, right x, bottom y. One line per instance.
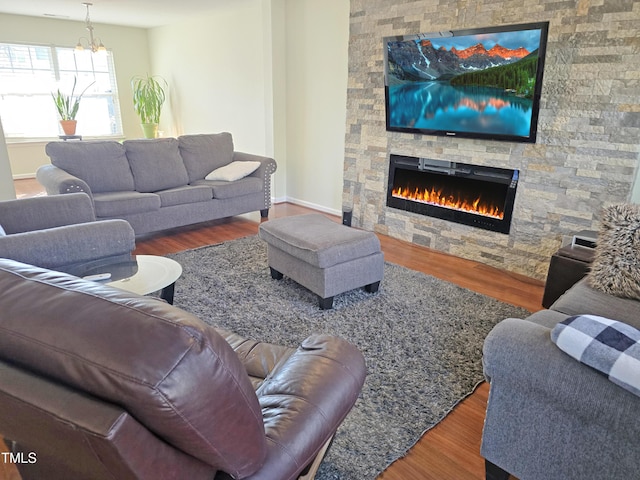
12, 173, 36, 180
275, 196, 341, 217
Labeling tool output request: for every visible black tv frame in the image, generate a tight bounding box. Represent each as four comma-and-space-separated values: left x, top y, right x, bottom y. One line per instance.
383, 21, 549, 143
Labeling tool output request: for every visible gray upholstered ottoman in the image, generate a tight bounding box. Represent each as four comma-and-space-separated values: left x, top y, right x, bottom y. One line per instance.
258, 213, 384, 309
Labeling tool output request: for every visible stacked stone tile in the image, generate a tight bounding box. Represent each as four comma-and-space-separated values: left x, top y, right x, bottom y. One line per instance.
343, 0, 640, 279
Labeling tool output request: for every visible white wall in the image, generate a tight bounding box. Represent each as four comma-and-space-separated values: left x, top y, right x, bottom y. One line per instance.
148, 1, 269, 154
283, 0, 349, 214
0, 119, 16, 200
0, 12, 151, 177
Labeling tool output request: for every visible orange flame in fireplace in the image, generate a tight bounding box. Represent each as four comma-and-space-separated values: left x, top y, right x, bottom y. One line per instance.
392, 186, 504, 219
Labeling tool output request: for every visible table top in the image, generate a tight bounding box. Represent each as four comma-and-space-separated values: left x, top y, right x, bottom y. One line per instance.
107, 255, 182, 296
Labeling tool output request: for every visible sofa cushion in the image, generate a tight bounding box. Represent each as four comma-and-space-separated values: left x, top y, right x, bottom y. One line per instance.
123, 138, 190, 193
205, 161, 261, 182
45, 141, 135, 193
551, 279, 640, 331
552, 314, 640, 397
0, 259, 266, 477
178, 133, 234, 183
93, 191, 161, 217
588, 203, 640, 301
155, 185, 213, 207
258, 213, 382, 269
191, 176, 263, 200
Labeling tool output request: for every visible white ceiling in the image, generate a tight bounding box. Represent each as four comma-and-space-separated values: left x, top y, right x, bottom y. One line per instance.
0, 0, 229, 28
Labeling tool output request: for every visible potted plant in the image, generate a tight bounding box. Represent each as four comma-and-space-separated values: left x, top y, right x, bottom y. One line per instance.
131, 74, 167, 139
51, 77, 94, 136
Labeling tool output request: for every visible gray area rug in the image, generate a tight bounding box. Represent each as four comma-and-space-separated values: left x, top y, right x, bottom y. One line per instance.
167, 235, 529, 479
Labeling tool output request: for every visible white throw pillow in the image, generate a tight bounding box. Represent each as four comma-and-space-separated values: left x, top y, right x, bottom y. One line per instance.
0, 224, 5, 236
205, 161, 261, 182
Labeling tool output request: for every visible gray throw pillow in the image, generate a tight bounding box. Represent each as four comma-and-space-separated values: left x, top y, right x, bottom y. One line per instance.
45, 141, 135, 193
178, 133, 234, 183
588, 203, 640, 300
124, 138, 189, 193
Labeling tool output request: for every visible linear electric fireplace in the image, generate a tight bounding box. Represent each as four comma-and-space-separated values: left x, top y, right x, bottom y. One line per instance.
387, 154, 518, 234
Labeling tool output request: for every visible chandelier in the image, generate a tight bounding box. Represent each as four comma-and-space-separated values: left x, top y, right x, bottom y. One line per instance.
75, 3, 106, 53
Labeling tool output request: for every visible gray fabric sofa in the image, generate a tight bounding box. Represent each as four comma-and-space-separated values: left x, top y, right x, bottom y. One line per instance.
0, 193, 135, 276
481, 278, 640, 480
36, 133, 277, 235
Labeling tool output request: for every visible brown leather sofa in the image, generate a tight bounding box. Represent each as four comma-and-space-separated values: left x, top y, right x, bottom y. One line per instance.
0, 259, 366, 480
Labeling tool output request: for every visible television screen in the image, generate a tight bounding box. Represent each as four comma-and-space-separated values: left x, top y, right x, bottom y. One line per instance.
384, 22, 549, 143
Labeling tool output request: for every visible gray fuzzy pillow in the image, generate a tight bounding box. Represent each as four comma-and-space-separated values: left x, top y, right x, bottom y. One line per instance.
588, 203, 640, 300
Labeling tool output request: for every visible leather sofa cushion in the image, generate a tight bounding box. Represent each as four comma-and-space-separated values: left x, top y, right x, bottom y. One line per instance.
178, 133, 235, 183
46, 141, 135, 193
93, 191, 161, 217
0, 259, 266, 478
123, 138, 190, 193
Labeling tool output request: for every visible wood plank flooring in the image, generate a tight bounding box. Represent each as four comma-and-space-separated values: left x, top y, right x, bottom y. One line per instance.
2, 179, 542, 479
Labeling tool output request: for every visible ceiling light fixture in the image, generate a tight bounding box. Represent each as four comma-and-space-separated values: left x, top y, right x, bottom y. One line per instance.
75, 2, 106, 53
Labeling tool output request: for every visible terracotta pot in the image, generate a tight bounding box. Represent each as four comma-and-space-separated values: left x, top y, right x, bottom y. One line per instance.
60, 120, 77, 136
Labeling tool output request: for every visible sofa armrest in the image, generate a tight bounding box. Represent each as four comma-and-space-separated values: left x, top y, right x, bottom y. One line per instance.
0, 219, 135, 272
233, 151, 277, 179
482, 317, 640, 479
483, 317, 640, 423
247, 334, 365, 480
36, 164, 93, 197
0, 193, 96, 234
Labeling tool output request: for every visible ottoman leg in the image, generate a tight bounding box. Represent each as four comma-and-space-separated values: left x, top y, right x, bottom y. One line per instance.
365, 281, 380, 293
270, 267, 284, 280
319, 296, 334, 310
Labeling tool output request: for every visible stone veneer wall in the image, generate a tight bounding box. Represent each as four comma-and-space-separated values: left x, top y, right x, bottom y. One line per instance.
343, 0, 640, 280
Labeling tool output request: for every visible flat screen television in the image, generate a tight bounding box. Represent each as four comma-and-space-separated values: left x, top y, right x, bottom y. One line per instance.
384, 21, 549, 143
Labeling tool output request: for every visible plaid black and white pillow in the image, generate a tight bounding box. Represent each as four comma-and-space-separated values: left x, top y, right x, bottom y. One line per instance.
551, 315, 640, 397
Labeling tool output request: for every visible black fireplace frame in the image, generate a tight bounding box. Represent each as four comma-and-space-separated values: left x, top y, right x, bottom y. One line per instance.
386, 154, 518, 234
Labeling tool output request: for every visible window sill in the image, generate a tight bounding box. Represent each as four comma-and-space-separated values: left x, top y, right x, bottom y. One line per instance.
6, 135, 126, 145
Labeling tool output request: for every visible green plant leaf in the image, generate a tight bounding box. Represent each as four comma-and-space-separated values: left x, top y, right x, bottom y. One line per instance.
131, 74, 167, 124
51, 76, 95, 120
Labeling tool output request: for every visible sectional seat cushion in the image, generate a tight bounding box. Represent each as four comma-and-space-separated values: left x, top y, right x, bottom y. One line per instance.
178, 133, 235, 183
155, 185, 213, 207
92, 191, 161, 217
45, 141, 135, 193
123, 138, 190, 193
191, 177, 263, 200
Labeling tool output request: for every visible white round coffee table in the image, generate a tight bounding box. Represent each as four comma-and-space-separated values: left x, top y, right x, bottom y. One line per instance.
107, 255, 182, 304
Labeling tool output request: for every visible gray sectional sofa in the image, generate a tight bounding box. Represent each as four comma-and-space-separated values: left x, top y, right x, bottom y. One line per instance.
36, 133, 277, 235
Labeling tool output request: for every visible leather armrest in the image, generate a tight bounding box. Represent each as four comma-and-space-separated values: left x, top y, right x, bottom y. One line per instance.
246, 334, 366, 480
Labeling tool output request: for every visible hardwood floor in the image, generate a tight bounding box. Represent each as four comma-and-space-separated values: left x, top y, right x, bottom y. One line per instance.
3, 179, 543, 479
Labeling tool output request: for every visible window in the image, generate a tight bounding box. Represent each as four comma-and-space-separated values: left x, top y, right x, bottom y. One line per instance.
0, 42, 123, 139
